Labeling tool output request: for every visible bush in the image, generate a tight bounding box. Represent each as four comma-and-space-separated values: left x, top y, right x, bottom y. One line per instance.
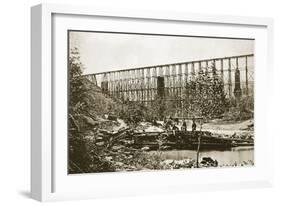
223, 96, 254, 121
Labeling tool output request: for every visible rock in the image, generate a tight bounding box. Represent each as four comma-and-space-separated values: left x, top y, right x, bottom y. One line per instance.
83, 115, 99, 127
95, 141, 105, 146
105, 156, 113, 161
96, 137, 103, 140
112, 145, 124, 151
84, 135, 95, 140
141, 146, 150, 151
114, 162, 124, 167
161, 145, 171, 150
161, 159, 194, 169
108, 114, 117, 121
162, 159, 174, 165
127, 155, 133, 159
202, 157, 213, 162
200, 157, 218, 167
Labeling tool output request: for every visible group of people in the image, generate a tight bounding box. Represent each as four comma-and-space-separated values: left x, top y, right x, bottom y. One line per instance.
163, 117, 197, 132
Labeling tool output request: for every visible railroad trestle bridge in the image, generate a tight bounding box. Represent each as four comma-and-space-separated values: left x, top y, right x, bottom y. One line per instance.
84, 54, 254, 115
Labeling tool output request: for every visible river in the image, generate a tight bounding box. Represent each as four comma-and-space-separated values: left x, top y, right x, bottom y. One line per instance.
151, 146, 254, 166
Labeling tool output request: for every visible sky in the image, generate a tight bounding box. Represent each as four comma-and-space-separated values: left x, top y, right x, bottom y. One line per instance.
69, 31, 254, 75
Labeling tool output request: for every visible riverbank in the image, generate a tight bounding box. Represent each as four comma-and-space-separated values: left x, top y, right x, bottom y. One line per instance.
114, 149, 254, 171
202, 119, 254, 136
150, 146, 254, 167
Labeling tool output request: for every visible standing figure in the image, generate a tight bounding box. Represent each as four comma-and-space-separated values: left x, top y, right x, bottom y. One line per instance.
192, 118, 197, 132
182, 120, 187, 131
172, 123, 177, 136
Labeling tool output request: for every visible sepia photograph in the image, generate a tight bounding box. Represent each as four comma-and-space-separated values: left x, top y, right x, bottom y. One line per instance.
68, 30, 254, 174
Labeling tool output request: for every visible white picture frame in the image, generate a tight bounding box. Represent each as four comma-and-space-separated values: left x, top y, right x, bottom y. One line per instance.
31, 3, 274, 202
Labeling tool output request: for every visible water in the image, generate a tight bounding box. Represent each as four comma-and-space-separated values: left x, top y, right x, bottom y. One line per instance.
153, 146, 254, 166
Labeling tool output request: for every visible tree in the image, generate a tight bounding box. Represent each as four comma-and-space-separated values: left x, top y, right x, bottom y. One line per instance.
68, 48, 118, 173
184, 63, 226, 119
184, 63, 226, 167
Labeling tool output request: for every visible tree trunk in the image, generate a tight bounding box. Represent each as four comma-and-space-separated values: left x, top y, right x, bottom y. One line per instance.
196, 122, 203, 168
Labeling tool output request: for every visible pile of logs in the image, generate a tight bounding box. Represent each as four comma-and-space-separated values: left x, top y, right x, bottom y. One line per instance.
94, 125, 254, 151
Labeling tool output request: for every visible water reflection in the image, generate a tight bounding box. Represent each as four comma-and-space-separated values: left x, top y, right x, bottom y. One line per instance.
152, 146, 254, 166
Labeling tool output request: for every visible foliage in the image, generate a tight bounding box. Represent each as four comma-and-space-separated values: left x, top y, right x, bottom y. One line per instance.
118, 100, 163, 124
68, 48, 167, 173
118, 101, 146, 124
149, 96, 167, 120
68, 48, 122, 173
184, 63, 226, 119
223, 95, 254, 121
